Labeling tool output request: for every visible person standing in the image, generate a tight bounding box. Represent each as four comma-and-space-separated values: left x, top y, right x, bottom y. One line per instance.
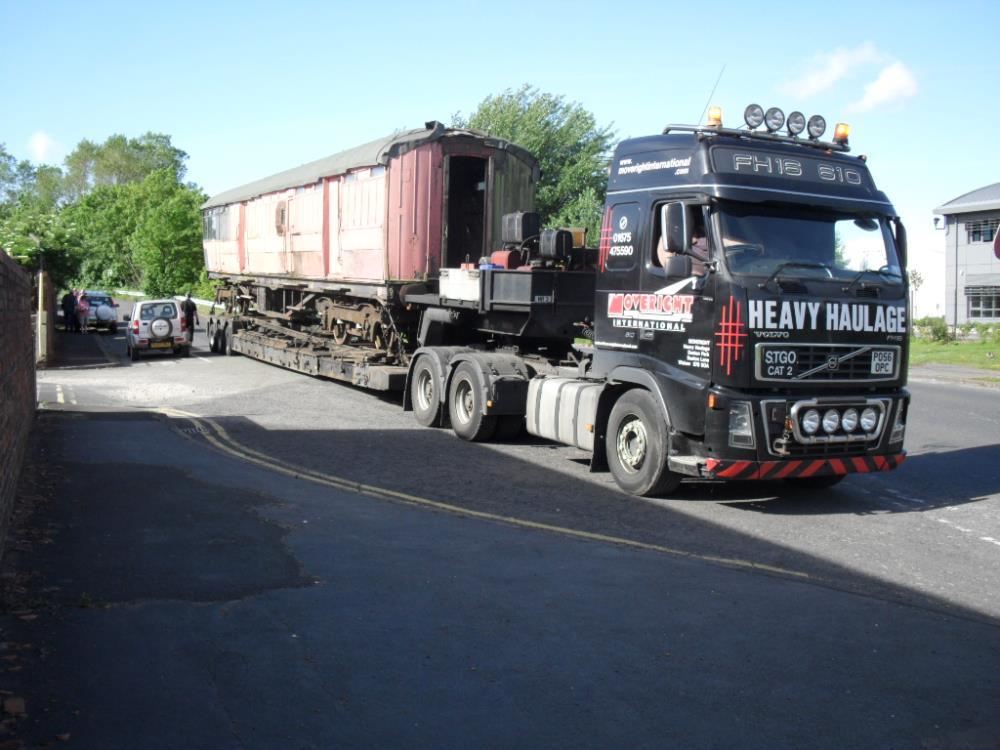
75, 293, 90, 334
61, 290, 77, 332
181, 293, 199, 343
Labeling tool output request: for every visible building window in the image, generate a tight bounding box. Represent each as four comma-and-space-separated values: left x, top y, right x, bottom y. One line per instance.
966, 219, 1000, 243
966, 286, 1000, 319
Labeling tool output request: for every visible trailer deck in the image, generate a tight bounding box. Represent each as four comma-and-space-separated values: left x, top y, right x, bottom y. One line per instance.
231, 321, 407, 391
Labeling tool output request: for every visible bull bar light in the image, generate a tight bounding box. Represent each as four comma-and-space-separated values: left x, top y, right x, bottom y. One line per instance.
801, 409, 821, 435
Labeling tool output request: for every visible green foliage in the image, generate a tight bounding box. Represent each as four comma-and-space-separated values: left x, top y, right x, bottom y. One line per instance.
1, 133, 204, 296
454, 85, 615, 242
912, 315, 951, 342
63, 133, 188, 201
0, 202, 81, 288
131, 170, 206, 297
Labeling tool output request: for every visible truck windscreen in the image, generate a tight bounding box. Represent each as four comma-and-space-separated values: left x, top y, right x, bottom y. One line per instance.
716, 202, 902, 284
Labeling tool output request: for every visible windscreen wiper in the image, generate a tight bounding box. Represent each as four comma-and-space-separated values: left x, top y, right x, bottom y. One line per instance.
841, 266, 902, 294
758, 262, 833, 291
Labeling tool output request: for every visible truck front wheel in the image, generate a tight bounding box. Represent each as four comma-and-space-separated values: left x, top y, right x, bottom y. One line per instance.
448, 362, 496, 442
606, 389, 681, 497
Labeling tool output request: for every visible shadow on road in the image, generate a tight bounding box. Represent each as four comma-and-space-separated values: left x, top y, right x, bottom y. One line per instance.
1, 407, 998, 749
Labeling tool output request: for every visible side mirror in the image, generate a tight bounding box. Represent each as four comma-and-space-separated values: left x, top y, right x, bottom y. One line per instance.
664, 254, 692, 278
660, 203, 688, 255
894, 218, 907, 266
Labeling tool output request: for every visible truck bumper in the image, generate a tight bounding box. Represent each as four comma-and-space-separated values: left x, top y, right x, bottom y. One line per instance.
697, 452, 906, 480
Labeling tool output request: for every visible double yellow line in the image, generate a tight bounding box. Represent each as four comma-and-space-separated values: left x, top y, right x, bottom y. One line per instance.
161, 407, 813, 582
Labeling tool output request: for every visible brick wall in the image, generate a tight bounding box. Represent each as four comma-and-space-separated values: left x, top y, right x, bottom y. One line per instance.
0, 252, 35, 558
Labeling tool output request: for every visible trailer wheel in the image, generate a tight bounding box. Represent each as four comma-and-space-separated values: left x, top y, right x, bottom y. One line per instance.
411, 357, 444, 428
606, 389, 681, 497
207, 322, 217, 353
448, 362, 497, 442
224, 326, 236, 356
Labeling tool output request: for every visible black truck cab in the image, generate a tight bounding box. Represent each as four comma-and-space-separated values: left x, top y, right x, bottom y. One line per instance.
589, 119, 908, 490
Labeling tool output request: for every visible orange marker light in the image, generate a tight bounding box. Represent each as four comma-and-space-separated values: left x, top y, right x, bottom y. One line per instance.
834, 122, 851, 143
707, 106, 723, 127
708, 393, 718, 409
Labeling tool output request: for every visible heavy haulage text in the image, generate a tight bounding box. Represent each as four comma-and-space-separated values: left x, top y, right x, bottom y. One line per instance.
748, 300, 907, 333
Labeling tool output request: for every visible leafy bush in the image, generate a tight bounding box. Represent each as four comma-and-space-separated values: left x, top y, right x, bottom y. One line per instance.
912, 316, 951, 342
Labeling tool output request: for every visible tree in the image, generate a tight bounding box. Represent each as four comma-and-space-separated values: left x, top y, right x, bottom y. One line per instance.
130, 170, 207, 297
63, 132, 188, 201
454, 85, 615, 242
0, 203, 81, 288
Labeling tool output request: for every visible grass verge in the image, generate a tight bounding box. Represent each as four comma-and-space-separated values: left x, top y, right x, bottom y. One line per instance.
909, 338, 1000, 371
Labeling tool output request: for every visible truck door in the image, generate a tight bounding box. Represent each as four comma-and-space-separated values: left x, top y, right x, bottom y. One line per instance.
594, 202, 643, 351
640, 201, 715, 378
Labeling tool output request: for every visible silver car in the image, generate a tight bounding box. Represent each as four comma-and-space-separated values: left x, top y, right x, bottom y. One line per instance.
126, 299, 191, 361
83, 291, 120, 333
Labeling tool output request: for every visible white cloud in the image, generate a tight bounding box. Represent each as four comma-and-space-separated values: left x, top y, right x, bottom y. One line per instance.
778, 42, 885, 99
27, 131, 61, 163
848, 62, 918, 112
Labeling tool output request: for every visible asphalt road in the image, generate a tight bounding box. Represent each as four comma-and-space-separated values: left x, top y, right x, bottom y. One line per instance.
4, 322, 998, 748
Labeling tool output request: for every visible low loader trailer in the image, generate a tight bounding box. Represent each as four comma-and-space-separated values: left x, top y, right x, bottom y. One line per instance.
206, 105, 910, 496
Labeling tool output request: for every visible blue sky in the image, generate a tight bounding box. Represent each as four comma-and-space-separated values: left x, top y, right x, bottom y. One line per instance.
3, 0, 999, 315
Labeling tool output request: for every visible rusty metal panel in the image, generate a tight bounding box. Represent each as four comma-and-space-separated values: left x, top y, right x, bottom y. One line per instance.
243, 193, 290, 274
289, 186, 324, 277
337, 168, 387, 281
387, 142, 444, 281
203, 204, 242, 274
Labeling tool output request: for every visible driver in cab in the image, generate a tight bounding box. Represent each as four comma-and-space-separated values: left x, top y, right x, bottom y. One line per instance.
656, 225, 709, 276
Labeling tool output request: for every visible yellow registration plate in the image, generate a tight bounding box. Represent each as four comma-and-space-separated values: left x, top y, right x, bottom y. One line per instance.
150, 341, 172, 349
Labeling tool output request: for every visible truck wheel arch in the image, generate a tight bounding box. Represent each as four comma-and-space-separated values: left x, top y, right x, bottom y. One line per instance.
445, 352, 532, 418
403, 346, 473, 414
591, 367, 674, 472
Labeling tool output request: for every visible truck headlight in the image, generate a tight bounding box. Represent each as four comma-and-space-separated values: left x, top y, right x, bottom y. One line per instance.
728, 402, 755, 448
890, 403, 906, 444
822, 409, 841, 434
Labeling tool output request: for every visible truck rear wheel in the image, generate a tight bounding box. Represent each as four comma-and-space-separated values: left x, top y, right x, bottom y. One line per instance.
448, 362, 496, 442
606, 389, 681, 497
411, 357, 444, 428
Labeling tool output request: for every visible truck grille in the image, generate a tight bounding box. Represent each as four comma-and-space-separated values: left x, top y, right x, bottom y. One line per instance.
755, 343, 900, 383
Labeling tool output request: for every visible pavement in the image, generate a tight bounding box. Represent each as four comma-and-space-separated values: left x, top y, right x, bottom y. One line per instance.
1, 330, 998, 749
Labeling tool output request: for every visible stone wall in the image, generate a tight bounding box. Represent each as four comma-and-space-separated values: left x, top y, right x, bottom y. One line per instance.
0, 252, 35, 558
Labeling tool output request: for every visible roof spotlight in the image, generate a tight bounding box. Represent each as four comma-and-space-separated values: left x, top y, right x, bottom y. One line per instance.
807, 115, 827, 139
786, 111, 805, 136
764, 107, 785, 132
744, 104, 765, 129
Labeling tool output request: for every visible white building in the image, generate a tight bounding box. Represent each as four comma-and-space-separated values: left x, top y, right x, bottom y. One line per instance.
934, 183, 1000, 326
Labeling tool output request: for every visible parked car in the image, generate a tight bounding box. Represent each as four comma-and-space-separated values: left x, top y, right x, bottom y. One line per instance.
126, 299, 191, 361
82, 291, 120, 333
